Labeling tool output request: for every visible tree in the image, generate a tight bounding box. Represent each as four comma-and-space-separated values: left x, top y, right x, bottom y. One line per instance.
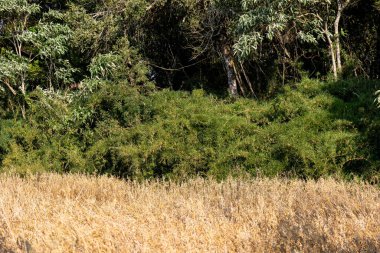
22, 11, 74, 90
0, 0, 39, 97
0, 0, 40, 117
234, 0, 328, 88
185, 0, 242, 96
152, 0, 245, 96
88, 38, 150, 86
234, 0, 362, 81
322, 0, 359, 79
62, 0, 148, 83
0, 1, 75, 118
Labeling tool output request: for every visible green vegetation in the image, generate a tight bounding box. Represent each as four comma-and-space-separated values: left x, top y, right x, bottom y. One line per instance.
1, 78, 379, 182
0, 0, 379, 182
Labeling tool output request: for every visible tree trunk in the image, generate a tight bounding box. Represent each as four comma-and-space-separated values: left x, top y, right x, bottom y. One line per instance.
325, 22, 338, 80
334, 3, 343, 73
20, 102, 26, 120
222, 44, 238, 97
3, 79, 17, 96
20, 77, 26, 95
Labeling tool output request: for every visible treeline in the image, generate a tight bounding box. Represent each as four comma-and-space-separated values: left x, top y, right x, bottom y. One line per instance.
1, 0, 380, 101
0, 0, 379, 181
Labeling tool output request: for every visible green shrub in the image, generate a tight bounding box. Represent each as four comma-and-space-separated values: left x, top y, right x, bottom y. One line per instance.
0, 78, 379, 181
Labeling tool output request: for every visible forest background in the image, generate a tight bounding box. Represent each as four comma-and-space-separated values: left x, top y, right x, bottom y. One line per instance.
0, 0, 380, 182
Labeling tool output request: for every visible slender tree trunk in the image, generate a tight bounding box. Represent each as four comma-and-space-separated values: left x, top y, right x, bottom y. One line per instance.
20, 76, 26, 95
222, 44, 238, 97
20, 102, 26, 120
233, 63, 246, 96
49, 59, 54, 91
3, 80, 17, 96
325, 22, 338, 80
334, 3, 343, 73
240, 62, 256, 97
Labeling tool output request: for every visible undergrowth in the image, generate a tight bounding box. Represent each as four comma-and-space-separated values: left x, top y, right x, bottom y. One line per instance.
0, 78, 379, 181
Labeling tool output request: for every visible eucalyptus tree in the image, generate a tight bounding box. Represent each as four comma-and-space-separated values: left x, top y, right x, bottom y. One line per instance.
320, 0, 359, 79
301, 0, 357, 79
0, 0, 74, 118
234, 0, 360, 80
234, 0, 328, 83
22, 11, 74, 90
0, 0, 39, 98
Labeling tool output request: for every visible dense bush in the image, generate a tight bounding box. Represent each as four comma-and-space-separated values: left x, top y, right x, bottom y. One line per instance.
0, 78, 379, 182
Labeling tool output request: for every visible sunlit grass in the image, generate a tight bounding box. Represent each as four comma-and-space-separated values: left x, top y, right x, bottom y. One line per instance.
0, 173, 379, 252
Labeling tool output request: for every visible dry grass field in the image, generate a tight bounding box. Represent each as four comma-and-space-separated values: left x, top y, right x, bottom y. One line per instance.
0, 174, 379, 252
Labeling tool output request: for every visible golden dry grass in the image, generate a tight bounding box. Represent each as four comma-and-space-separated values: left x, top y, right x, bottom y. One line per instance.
0, 174, 379, 252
